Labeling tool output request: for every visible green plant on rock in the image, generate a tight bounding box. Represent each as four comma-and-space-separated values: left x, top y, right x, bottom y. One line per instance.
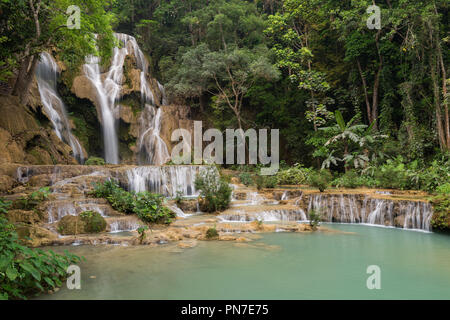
276, 164, 312, 185
206, 225, 219, 239
308, 170, 332, 192
85, 157, 106, 166
239, 172, 254, 187
255, 174, 278, 190
308, 210, 322, 230
133, 192, 174, 224
15, 187, 51, 210
79, 211, 106, 233
137, 225, 149, 244
107, 188, 135, 214
174, 190, 184, 204
0, 216, 82, 300
195, 169, 232, 213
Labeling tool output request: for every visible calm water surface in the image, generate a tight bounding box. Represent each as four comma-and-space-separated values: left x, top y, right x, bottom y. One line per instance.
39, 224, 450, 299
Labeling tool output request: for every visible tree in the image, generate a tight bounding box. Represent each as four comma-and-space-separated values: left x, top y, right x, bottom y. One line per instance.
320, 110, 367, 171
1, 0, 115, 103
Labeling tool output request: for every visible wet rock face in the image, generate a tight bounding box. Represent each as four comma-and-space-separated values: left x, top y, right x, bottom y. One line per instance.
177, 199, 198, 213
0, 96, 77, 165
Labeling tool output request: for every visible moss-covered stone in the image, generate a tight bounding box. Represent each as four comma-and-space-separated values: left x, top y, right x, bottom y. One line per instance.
57, 211, 106, 235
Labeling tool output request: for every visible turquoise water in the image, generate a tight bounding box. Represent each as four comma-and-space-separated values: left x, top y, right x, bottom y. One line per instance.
40, 225, 450, 299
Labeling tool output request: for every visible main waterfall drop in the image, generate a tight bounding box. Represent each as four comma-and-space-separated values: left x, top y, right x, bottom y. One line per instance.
83, 33, 170, 165
36, 52, 85, 163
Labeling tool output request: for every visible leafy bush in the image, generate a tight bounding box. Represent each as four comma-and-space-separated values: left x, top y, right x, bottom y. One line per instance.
430, 195, 450, 231
436, 183, 450, 195
239, 172, 254, 186
14, 187, 51, 210
107, 187, 135, 214
79, 211, 106, 233
133, 192, 174, 224
91, 180, 119, 198
91, 180, 174, 224
0, 198, 12, 215
137, 225, 149, 244
85, 157, 106, 166
195, 169, 232, 213
255, 175, 278, 190
0, 216, 82, 300
308, 210, 322, 230
276, 164, 312, 185
308, 170, 332, 192
206, 226, 219, 239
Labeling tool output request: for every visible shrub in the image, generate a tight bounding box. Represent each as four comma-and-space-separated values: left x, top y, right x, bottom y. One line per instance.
14, 187, 51, 210
91, 179, 119, 198
133, 192, 174, 224
91, 180, 174, 224
430, 195, 450, 231
239, 172, 254, 186
85, 157, 106, 166
0, 216, 82, 300
436, 183, 450, 195
79, 211, 106, 233
255, 175, 278, 190
206, 226, 219, 239
107, 187, 135, 214
137, 225, 149, 244
308, 170, 332, 192
195, 169, 232, 212
308, 210, 322, 230
276, 164, 311, 185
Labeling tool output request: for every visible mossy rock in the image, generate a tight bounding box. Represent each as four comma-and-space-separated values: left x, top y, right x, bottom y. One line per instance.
57, 211, 106, 235
85, 157, 106, 166
80, 211, 107, 233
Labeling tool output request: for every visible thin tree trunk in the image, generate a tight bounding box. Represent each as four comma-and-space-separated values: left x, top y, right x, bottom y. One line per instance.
357, 60, 373, 125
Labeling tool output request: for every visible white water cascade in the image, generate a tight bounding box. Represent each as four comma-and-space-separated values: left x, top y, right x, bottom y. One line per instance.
126, 166, 207, 197
83, 33, 170, 164
36, 52, 84, 163
307, 194, 433, 231
138, 104, 170, 165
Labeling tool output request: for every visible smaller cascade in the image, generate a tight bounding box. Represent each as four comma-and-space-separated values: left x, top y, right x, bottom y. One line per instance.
138, 104, 170, 165
108, 217, 141, 233
219, 209, 307, 222
36, 52, 84, 163
126, 165, 206, 197
167, 205, 191, 218
306, 194, 433, 231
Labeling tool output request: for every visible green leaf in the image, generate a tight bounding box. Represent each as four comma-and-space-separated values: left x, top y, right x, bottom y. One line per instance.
6, 265, 19, 281
20, 262, 41, 281
44, 276, 55, 288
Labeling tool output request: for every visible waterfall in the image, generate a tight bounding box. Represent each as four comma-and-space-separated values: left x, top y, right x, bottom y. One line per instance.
307, 194, 433, 231
138, 104, 170, 165
126, 165, 206, 197
36, 52, 84, 163
83, 37, 122, 164
108, 217, 141, 233
219, 209, 307, 222
83, 33, 170, 164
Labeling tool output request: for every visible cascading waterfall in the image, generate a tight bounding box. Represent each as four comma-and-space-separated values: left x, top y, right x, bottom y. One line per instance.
307, 194, 433, 231
219, 209, 307, 222
36, 52, 84, 163
138, 104, 170, 165
83, 33, 170, 164
126, 165, 208, 197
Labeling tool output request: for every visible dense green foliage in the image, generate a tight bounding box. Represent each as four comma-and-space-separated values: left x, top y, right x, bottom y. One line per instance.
91, 180, 174, 224
195, 169, 232, 212
0, 216, 81, 300
79, 211, 106, 233
308, 170, 333, 192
